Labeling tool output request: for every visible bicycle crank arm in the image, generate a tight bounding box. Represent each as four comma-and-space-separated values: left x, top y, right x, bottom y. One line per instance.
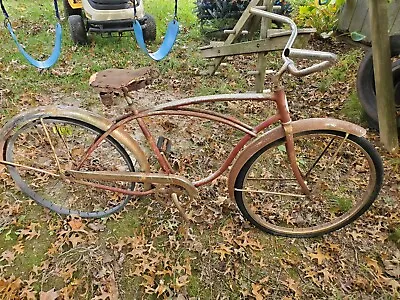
65, 170, 199, 199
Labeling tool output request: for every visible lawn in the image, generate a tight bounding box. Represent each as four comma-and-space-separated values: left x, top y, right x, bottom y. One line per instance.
0, 0, 399, 299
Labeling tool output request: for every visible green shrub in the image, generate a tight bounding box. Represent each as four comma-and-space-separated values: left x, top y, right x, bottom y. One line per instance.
294, 0, 345, 35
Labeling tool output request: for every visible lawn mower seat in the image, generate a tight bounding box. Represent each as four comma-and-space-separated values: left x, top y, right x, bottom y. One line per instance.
87, 0, 133, 10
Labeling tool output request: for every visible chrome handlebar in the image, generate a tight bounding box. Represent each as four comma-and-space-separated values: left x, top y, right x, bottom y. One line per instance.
249, 8, 337, 77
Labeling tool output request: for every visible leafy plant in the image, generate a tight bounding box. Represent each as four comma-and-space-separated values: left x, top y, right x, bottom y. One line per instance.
295, 0, 341, 35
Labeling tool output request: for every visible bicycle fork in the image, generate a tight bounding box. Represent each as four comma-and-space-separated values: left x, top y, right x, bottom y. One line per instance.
275, 88, 311, 196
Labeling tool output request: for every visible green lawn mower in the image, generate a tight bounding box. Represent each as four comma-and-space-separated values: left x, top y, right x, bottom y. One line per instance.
63, 0, 157, 45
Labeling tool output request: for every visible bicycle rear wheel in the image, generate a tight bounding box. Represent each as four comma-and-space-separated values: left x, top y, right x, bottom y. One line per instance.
234, 130, 383, 237
5, 117, 136, 218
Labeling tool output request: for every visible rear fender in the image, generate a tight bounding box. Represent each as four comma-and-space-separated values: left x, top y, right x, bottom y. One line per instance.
227, 118, 367, 201
0, 106, 150, 173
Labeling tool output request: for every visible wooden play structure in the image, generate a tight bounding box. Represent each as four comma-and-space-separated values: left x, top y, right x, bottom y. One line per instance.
199, 0, 315, 92
338, 0, 400, 42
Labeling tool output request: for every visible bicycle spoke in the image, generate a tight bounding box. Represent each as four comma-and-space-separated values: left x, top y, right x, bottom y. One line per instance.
246, 177, 296, 181
234, 187, 306, 198
234, 130, 382, 237
40, 118, 62, 173
304, 137, 336, 179
0, 160, 60, 177
54, 124, 74, 162
311, 133, 349, 195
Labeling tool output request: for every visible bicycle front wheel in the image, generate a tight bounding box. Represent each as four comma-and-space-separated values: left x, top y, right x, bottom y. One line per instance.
5, 117, 136, 218
234, 130, 383, 237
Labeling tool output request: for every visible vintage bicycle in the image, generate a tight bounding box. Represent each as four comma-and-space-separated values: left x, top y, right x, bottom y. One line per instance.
0, 9, 383, 237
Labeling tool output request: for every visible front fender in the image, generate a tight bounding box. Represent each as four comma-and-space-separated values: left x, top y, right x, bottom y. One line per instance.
227, 118, 367, 201
0, 105, 150, 173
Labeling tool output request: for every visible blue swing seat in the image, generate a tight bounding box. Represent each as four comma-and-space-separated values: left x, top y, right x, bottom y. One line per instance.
5, 21, 62, 69
133, 19, 179, 61
1, 0, 62, 69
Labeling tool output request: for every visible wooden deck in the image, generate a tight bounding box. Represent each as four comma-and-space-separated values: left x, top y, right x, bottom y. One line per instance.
338, 0, 400, 42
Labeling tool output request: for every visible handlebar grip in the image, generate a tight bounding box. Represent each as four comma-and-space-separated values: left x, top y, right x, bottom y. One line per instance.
284, 48, 337, 77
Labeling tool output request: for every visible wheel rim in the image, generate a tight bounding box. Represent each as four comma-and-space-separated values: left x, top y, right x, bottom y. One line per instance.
236, 131, 378, 237
5, 118, 135, 218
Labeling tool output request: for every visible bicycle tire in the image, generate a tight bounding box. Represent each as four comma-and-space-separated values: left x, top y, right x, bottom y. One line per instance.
356, 34, 400, 129
234, 130, 383, 238
5, 117, 136, 218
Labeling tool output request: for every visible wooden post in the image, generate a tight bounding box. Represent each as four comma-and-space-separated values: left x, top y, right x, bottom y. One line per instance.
369, 0, 398, 151
255, 0, 273, 92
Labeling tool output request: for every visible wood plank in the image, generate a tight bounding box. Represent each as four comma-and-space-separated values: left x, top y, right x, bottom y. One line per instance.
200, 29, 314, 58
338, 0, 358, 31
360, 7, 371, 42
255, 0, 272, 92
349, 0, 369, 34
201, 38, 288, 58
388, 0, 400, 33
389, 2, 400, 36
369, 0, 398, 151
207, 0, 262, 75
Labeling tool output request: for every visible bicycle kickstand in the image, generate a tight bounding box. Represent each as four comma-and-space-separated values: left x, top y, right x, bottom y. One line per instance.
171, 193, 190, 223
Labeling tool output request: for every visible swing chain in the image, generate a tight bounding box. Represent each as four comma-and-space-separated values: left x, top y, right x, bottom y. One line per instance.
174, 0, 178, 20
0, 0, 9, 19
133, 0, 138, 19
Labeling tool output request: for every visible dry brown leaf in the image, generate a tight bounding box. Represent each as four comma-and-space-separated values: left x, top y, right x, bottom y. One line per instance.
0, 276, 22, 298
21, 286, 36, 300
58, 263, 77, 282
309, 247, 331, 265
318, 268, 335, 283
251, 282, 264, 300
12, 242, 24, 255
18, 223, 41, 240
283, 278, 303, 298
213, 244, 233, 260
174, 275, 189, 290
39, 288, 59, 300
1, 249, 16, 264
366, 257, 382, 275
383, 251, 400, 279
68, 217, 84, 231
68, 233, 85, 248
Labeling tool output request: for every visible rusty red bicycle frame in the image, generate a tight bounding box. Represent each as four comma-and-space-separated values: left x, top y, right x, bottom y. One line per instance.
76, 86, 310, 195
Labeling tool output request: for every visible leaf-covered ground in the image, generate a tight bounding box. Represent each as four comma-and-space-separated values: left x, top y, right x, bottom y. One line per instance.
1, 29, 400, 299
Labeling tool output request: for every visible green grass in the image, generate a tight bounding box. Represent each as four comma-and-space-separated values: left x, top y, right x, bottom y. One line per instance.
389, 227, 400, 247
341, 91, 364, 123
318, 49, 364, 92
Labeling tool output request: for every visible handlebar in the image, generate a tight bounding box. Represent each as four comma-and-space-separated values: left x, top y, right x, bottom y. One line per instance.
249, 8, 337, 77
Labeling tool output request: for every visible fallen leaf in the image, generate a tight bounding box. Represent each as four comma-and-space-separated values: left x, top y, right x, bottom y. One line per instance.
309, 247, 331, 265
1, 250, 16, 264
40, 288, 59, 300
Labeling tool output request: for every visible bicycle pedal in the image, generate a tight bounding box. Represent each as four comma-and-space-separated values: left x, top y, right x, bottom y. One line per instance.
157, 136, 172, 154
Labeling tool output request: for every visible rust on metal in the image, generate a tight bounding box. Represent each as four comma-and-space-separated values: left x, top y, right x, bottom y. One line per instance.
90, 67, 159, 93
89, 67, 159, 106
135, 112, 174, 174
71, 179, 155, 196
76, 93, 276, 170
65, 170, 199, 199
0, 105, 151, 177
194, 114, 281, 187
227, 117, 368, 201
